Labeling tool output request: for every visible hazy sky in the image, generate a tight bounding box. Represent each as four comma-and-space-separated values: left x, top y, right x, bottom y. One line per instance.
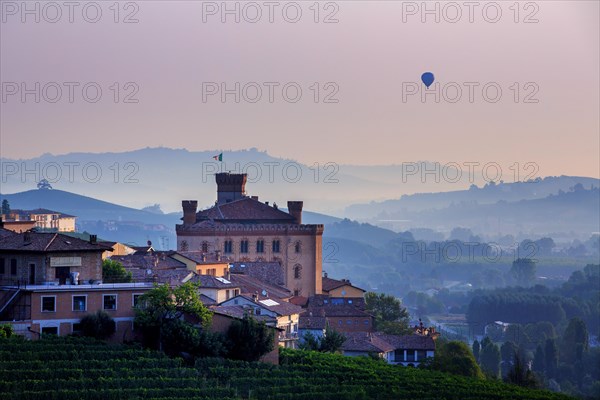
1, 1, 599, 178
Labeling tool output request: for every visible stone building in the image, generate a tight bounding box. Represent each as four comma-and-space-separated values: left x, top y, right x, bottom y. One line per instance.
176, 173, 324, 297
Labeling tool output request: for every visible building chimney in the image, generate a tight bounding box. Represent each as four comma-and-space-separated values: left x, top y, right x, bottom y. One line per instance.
252, 292, 259, 302
287, 201, 303, 224
216, 173, 247, 204
324, 272, 328, 278
182, 201, 198, 226
89, 234, 97, 245
216, 250, 221, 262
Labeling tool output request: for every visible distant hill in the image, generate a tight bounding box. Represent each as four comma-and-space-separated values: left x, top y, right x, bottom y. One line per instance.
345, 176, 600, 218
0, 189, 179, 226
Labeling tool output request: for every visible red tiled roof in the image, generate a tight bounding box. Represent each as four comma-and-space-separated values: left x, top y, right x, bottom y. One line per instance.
322, 276, 365, 293
0, 232, 112, 253
0, 228, 16, 239
341, 332, 395, 353
228, 274, 291, 300
230, 261, 285, 287
341, 332, 435, 353
195, 197, 296, 223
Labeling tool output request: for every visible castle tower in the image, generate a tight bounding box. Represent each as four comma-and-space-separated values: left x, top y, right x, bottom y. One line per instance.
216, 173, 247, 204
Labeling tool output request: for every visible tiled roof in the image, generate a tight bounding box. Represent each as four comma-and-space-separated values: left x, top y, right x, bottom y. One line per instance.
229, 261, 285, 287
111, 253, 187, 270
306, 295, 367, 312
228, 274, 291, 300
298, 315, 327, 330
289, 296, 308, 307
0, 232, 112, 253
373, 332, 436, 350
306, 302, 372, 318
189, 274, 239, 289
229, 294, 303, 317
177, 251, 232, 264
0, 228, 16, 239
211, 305, 275, 324
195, 197, 296, 223
341, 332, 395, 353
12, 208, 76, 218
200, 294, 217, 306
322, 276, 365, 293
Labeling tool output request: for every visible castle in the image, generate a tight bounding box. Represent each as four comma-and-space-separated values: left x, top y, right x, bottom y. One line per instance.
176, 173, 324, 297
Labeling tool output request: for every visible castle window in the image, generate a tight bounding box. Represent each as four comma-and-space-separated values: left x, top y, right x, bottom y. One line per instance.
256, 240, 265, 253
180, 240, 189, 251
201, 242, 209, 253
224, 240, 233, 253
272, 240, 280, 253
293, 265, 302, 279
240, 240, 249, 254
294, 290, 299, 297
295, 242, 301, 253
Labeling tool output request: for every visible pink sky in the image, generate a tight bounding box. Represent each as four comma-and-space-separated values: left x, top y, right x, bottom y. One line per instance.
1, 1, 598, 178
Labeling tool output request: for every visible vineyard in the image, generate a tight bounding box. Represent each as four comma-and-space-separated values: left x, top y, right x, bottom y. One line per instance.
1, 337, 574, 400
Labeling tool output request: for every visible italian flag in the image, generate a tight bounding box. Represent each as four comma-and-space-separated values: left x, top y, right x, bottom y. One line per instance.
212, 153, 223, 161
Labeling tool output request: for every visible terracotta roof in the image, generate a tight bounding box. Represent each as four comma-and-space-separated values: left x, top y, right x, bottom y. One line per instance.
227, 294, 303, 317
341, 332, 394, 353
111, 253, 187, 271
11, 208, 76, 218
373, 332, 436, 350
228, 274, 291, 300
200, 294, 217, 306
298, 315, 327, 330
211, 305, 275, 324
189, 274, 239, 289
0, 228, 16, 239
230, 261, 285, 287
306, 302, 372, 318
322, 276, 365, 293
195, 197, 296, 223
177, 251, 232, 264
306, 295, 366, 311
0, 232, 112, 253
289, 296, 308, 307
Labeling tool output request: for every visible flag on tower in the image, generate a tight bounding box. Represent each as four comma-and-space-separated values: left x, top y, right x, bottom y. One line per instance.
212, 153, 223, 161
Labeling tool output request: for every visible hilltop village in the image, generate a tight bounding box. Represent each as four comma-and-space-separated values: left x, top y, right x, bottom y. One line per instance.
0, 173, 436, 364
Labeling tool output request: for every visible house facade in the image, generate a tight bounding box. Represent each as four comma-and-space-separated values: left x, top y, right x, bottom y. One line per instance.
219, 294, 302, 348
176, 173, 324, 297
341, 332, 436, 366
0, 231, 152, 340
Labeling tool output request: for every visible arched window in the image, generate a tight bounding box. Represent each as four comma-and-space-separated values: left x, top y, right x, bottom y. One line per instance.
201, 242, 209, 253
293, 264, 302, 279
180, 240, 188, 251
294, 241, 301, 253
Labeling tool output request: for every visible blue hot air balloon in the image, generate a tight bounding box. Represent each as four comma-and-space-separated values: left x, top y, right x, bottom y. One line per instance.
421, 72, 435, 88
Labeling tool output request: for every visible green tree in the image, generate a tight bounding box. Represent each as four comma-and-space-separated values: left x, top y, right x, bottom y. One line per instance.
506, 351, 539, 389
226, 314, 274, 362
430, 341, 484, 379
80, 310, 116, 340
562, 317, 589, 364
299, 325, 346, 353
532, 344, 545, 374
472, 340, 481, 362
544, 338, 559, 379
365, 292, 410, 335
134, 282, 212, 350
1, 200, 10, 215
480, 340, 501, 378
510, 258, 537, 287
102, 259, 133, 283
0, 324, 13, 339
319, 325, 346, 353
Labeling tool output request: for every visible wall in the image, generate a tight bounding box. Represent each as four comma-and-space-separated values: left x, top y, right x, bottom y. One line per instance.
178, 225, 323, 297
326, 285, 365, 298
